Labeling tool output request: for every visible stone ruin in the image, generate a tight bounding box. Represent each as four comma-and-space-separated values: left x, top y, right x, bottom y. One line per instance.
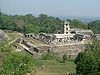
95, 34, 100, 40
37, 21, 93, 45
0, 29, 8, 42
15, 21, 94, 59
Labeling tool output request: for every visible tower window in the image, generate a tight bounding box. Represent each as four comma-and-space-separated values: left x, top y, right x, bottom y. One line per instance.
66, 32, 68, 34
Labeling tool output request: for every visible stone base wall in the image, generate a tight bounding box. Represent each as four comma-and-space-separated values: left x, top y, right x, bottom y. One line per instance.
36, 44, 86, 59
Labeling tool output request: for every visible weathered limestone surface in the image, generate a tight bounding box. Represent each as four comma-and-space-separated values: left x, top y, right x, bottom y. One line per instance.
36, 43, 86, 59
51, 44, 86, 59
15, 37, 87, 59
0, 29, 8, 42
95, 34, 100, 40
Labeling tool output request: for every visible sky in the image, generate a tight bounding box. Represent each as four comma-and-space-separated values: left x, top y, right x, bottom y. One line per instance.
0, 0, 100, 17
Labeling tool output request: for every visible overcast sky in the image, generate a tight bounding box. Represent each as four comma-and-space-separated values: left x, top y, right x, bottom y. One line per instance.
0, 0, 100, 17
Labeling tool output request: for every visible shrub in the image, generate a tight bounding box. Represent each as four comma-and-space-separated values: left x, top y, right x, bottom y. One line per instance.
1, 52, 36, 75
42, 51, 58, 60
63, 54, 67, 63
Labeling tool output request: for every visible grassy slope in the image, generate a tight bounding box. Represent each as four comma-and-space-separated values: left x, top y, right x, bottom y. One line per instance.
36, 60, 75, 75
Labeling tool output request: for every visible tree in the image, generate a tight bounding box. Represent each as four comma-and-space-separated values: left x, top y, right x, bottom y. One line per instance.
88, 20, 100, 34
75, 51, 98, 74
75, 40, 100, 75
1, 52, 36, 75
63, 54, 67, 63
38, 14, 62, 33
14, 19, 26, 33
0, 11, 90, 34
0, 14, 16, 31
70, 19, 87, 29
25, 24, 40, 33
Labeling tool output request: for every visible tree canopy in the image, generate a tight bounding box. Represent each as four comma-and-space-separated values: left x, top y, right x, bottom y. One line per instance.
0, 43, 37, 75
74, 40, 100, 75
1, 12, 93, 34
88, 20, 100, 34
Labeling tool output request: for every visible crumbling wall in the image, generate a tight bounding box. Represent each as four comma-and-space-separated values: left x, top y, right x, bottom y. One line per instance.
0, 29, 8, 42
36, 44, 86, 59
51, 44, 86, 59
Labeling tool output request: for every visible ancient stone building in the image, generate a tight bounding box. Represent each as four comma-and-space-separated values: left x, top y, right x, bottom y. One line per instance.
30, 21, 93, 59
17, 21, 94, 59
38, 21, 93, 45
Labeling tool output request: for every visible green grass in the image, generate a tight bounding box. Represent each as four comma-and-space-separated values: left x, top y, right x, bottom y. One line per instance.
36, 60, 76, 75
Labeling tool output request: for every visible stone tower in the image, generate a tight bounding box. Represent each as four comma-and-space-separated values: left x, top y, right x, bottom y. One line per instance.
64, 21, 70, 34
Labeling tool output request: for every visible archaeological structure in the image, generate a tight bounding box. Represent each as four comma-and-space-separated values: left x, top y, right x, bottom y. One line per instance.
15, 21, 94, 59
37, 21, 93, 45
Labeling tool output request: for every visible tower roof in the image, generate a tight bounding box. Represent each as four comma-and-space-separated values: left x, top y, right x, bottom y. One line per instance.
64, 21, 69, 25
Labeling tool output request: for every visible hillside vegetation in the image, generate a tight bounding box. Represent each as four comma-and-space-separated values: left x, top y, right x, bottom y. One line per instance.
1, 12, 100, 34
0, 41, 75, 75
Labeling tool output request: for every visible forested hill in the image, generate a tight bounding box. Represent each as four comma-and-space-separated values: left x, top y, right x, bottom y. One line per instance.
0, 12, 100, 34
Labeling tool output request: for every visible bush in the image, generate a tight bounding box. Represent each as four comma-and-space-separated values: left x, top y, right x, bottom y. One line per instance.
63, 54, 67, 63
56, 54, 68, 63
42, 51, 58, 60
0, 52, 36, 75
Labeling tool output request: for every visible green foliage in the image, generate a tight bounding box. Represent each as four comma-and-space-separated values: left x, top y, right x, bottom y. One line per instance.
42, 52, 68, 63
69, 19, 87, 29
38, 14, 62, 33
1, 11, 100, 35
25, 24, 40, 33
1, 52, 35, 75
0, 43, 36, 75
0, 12, 62, 34
63, 54, 68, 63
75, 40, 100, 75
42, 51, 58, 60
88, 20, 100, 34
0, 43, 12, 53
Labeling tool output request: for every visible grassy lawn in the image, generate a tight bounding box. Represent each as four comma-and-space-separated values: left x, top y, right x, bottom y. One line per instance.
36, 60, 76, 75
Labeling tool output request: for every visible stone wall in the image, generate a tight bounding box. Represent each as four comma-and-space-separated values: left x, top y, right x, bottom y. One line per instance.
0, 29, 8, 42
95, 34, 100, 40
51, 44, 86, 59
36, 44, 86, 59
